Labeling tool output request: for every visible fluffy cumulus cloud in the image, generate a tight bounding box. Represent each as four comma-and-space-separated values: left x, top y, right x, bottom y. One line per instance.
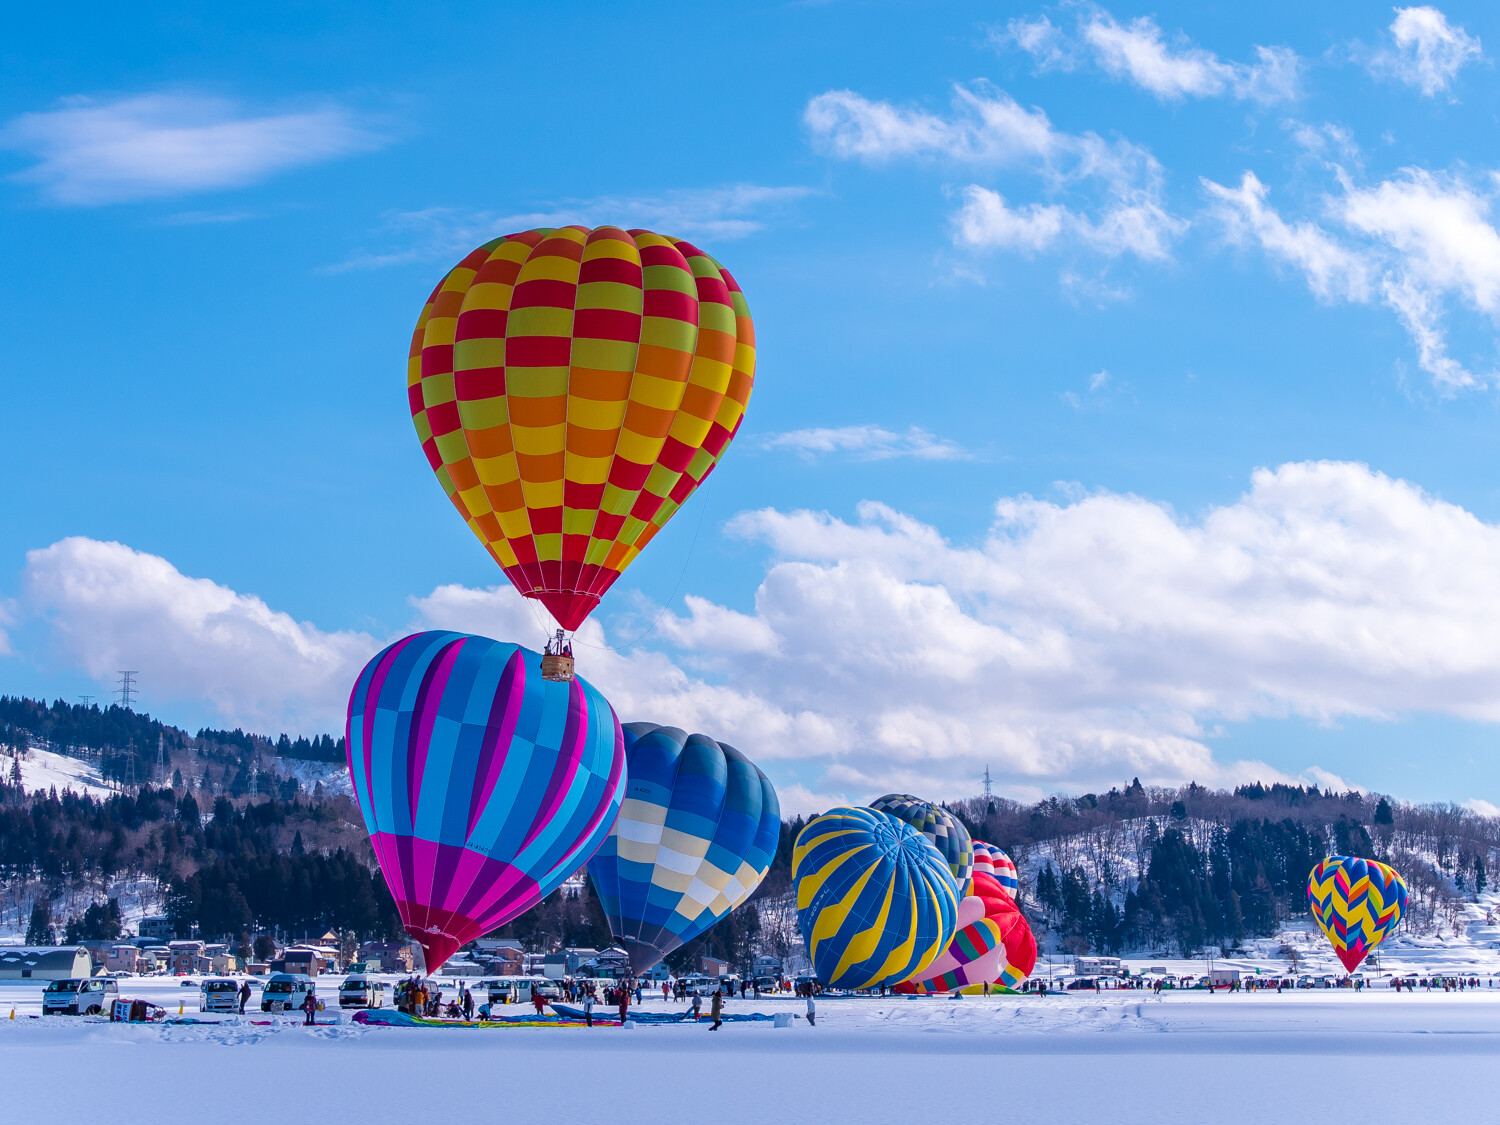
1365, 6, 1483, 96
2, 94, 380, 205
805, 83, 1184, 262
1205, 166, 1500, 389
23, 538, 381, 733
1001, 7, 1301, 103
20, 461, 1500, 805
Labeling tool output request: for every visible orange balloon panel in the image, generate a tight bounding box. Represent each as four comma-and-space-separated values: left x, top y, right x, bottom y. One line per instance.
408, 227, 755, 630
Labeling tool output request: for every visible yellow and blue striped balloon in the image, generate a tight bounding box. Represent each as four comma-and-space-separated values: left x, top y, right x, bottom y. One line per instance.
870, 793, 974, 895
793, 806, 959, 990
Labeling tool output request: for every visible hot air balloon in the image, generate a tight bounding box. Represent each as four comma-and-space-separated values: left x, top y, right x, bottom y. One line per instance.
346, 631, 625, 971
1307, 855, 1407, 972
870, 794, 974, 894
895, 866, 1037, 994
587, 723, 779, 974
972, 840, 1018, 900
793, 806, 959, 990
408, 226, 756, 645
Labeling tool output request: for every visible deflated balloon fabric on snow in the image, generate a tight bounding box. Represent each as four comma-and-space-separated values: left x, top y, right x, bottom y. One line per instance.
346, 631, 625, 970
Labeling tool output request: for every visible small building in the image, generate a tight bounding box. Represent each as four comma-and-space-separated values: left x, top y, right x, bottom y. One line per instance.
210, 952, 240, 974
699, 955, 730, 978
580, 948, 630, 978
168, 940, 209, 976
753, 956, 783, 978
276, 947, 334, 976
138, 917, 173, 941
358, 942, 413, 974
543, 948, 596, 979
1209, 968, 1241, 986
1073, 956, 1125, 978
78, 940, 113, 970
104, 945, 139, 974
0, 946, 93, 981
473, 938, 524, 976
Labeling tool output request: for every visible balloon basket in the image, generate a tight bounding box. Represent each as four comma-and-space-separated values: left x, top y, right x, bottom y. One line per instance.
541, 652, 575, 682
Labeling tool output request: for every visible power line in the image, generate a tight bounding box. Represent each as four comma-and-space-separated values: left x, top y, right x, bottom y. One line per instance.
116, 671, 139, 709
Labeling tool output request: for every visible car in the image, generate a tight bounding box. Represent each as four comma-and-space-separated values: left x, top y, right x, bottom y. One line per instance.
42, 978, 119, 1016
180, 978, 199, 987
261, 972, 316, 1013
200, 978, 241, 1013
338, 975, 387, 1009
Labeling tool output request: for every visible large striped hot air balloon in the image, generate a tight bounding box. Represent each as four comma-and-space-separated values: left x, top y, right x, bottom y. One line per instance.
408, 226, 755, 632
895, 865, 1037, 994
587, 724, 779, 974
870, 794, 974, 894
1307, 855, 1407, 972
793, 806, 959, 990
972, 840, 1018, 900
346, 631, 625, 970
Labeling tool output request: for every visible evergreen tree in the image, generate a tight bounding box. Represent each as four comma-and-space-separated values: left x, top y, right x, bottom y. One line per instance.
25, 901, 55, 945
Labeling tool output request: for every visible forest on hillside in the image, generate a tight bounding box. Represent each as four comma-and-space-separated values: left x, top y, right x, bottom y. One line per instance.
3, 693, 1497, 963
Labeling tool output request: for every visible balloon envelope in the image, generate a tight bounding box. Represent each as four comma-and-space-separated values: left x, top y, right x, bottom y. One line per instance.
794, 806, 959, 991
346, 631, 625, 970
1307, 855, 1407, 973
972, 840, 1018, 900
587, 723, 780, 974
896, 869, 1037, 994
409, 226, 756, 630
869, 794, 974, 894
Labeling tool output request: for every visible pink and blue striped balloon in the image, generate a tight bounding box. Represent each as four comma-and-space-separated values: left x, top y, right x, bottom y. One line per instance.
346, 631, 625, 970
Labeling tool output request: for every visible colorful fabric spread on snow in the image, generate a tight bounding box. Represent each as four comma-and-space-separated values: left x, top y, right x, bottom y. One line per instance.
971, 840, 1018, 900
551, 1004, 776, 1024
794, 805, 959, 991
354, 1008, 587, 1028
409, 226, 756, 631
346, 631, 626, 970
869, 794, 974, 894
588, 723, 780, 974
1307, 854, 1408, 973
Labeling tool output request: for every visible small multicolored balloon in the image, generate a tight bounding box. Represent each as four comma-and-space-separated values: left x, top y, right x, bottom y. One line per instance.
972, 840, 1018, 900
794, 806, 959, 991
869, 794, 974, 894
1307, 855, 1407, 972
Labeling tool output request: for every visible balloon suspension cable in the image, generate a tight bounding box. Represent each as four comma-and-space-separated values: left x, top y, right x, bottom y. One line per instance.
572, 488, 710, 653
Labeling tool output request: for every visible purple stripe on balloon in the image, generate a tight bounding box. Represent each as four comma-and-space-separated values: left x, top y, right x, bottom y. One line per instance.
465, 649, 526, 839
408, 637, 464, 828
356, 634, 421, 817
370, 831, 410, 903
544, 691, 626, 877
514, 676, 588, 855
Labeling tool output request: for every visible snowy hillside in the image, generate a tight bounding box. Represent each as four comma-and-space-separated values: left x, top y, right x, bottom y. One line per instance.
6, 746, 114, 800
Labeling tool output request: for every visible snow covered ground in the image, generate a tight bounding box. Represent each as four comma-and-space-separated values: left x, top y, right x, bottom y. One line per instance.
7, 746, 114, 799
2, 981, 1497, 1125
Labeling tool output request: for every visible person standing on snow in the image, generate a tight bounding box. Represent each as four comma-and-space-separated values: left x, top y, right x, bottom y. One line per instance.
462, 988, 475, 1021
710, 986, 723, 1030
583, 991, 594, 1027
238, 980, 250, 1014
301, 989, 318, 1026
805, 993, 816, 1027
692, 992, 703, 1020
618, 984, 630, 1026
532, 987, 546, 1016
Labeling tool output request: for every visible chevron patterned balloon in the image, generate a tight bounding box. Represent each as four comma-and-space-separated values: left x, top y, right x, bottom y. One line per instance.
1306, 855, 1407, 973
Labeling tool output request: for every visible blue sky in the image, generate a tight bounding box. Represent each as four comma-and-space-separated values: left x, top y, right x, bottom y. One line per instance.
5, 1, 1500, 812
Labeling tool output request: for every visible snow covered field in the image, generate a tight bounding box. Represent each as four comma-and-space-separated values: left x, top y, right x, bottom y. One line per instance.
3, 980, 1498, 1125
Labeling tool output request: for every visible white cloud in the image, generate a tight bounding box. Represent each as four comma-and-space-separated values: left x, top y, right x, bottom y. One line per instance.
19, 460, 1500, 801
2, 94, 379, 205
1367, 6, 1483, 96
1464, 798, 1500, 818
806, 84, 1184, 263
1003, 7, 1300, 103
23, 538, 379, 734
1204, 168, 1500, 389
755, 425, 972, 461
329, 185, 811, 271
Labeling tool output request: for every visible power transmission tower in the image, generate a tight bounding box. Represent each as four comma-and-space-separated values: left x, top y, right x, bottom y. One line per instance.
982, 765, 993, 799
249, 764, 259, 799
116, 671, 139, 709
154, 734, 166, 785
79, 695, 93, 708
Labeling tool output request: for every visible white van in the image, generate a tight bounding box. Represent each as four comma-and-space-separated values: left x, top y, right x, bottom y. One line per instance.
338, 975, 386, 1009
260, 972, 315, 1013
200, 978, 241, 1013
483, 976, 559, 1006
42, 977, 118, 1015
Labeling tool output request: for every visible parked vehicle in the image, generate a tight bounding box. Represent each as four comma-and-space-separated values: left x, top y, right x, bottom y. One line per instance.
42, 978, 119, 1015
200, 978, 241, 1013
482, 976, 560, 1006
260, 972, 315, 1013
338, 975, 387, 1009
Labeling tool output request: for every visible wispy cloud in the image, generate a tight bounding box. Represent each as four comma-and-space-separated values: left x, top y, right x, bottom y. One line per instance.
757, 425, 973, 461
806, 83, 1184, 263
1363, 6, 1483, 97
328, 184, 812, 272
2, 94, 381, 205
999, 7, 1301, 104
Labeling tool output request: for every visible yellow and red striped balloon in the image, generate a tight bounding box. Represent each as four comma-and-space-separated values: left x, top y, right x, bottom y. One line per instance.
409, 227, 756, 630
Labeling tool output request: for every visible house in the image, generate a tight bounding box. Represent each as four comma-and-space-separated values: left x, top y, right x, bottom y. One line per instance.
77, 940, 113, 971
1073, 956, 1125, 978
474, 939, 524, 975
210, 952, 240, 974
168, 940, 210, 975
358, 942, 413, 974
543, 948, 597, 979
0, 946, 93, 981
753, 956, 783, 978
579, 948, 630, 978
104, 945, 139, 974
138, 916, 173, 941
1209, 968, 1241, 987
276, 946, 338, 976
699, 955, 729, 978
